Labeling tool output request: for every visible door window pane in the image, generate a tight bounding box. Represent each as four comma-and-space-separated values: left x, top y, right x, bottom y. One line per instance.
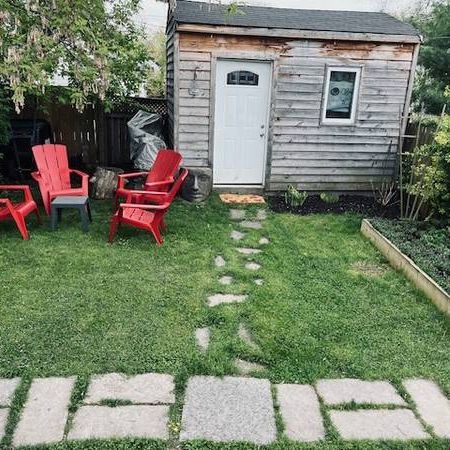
227, 71, 259, 86
325, 70, 357, 119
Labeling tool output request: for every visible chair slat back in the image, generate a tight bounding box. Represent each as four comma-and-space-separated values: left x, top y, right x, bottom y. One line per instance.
146, 149, 182, 189
32, 144, 71, 192
166, 168, 189, 204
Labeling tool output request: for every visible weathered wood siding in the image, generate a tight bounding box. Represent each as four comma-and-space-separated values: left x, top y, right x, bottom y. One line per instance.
166, 12, 176, 148
171, 30, 416, 191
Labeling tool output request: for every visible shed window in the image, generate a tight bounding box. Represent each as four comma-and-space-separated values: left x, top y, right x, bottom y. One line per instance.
322, 66, 361, 124
227, 71, 259, 86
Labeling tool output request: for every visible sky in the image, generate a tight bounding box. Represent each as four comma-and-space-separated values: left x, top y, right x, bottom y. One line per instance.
136, 0, 425, 34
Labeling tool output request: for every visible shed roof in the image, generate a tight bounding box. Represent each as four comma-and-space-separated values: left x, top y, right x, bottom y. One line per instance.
174, 1, 420, 38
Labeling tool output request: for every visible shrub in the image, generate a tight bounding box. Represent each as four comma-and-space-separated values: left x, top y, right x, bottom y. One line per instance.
284, 185, 308, 208
320, 192, 340, 204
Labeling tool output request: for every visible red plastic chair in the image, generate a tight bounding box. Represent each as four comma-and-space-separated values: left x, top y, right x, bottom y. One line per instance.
109, 169, 188, 246
32, 144, 89, 215
114, 149, 182, 210
0, 185, 41, 240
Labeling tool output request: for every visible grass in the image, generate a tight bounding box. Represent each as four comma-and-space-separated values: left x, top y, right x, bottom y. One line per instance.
0, 194, 449, 450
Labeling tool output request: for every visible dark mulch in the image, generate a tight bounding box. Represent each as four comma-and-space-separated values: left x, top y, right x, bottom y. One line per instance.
268, 194, 400, 218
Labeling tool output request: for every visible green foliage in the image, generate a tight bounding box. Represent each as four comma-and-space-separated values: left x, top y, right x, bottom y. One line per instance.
320, 192, 340, 204
372, 218, 450, 293
284, 185, 308, 208
145, 31, 166, 98
0, 0, 150, 113
408, 2, 450, 114
406, 114, 450, 219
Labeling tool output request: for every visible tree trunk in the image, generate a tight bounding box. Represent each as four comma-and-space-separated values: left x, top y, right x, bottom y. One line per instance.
90, 167, 124, 199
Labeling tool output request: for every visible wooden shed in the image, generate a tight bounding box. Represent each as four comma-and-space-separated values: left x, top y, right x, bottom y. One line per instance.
166, 1, 421, 192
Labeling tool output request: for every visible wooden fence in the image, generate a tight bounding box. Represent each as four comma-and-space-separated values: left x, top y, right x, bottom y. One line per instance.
11, 97, 167, 169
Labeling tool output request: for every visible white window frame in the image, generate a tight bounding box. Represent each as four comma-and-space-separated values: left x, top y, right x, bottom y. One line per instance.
321, 65, 362, 125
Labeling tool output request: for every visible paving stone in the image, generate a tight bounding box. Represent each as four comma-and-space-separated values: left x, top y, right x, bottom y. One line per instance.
180, 376, 276, 445
231, 230, 245, 241
316, 378, 406, 406
238, 324, 260, 351
0, 378, 20, 406
277, 384, 325, 442
0, 409, 8, 441
236, 248, 262, 255
195, 328, 210, 353
68, 405, 169, 440
403, 379, 450, 438
219, 276, 233, 286
254, 279, 264, 286
256, 209, 267, 221
330, 409, 429, 441
214, 256, 226, 268
234, 359, 266, 375
259, 237, 270, 245
230, 209, 246, 220
13, 376, 76, 447
240, 221, 263, 230
85, 373, 175, 405
208, 294, 247, 307
245, 262, 261, 271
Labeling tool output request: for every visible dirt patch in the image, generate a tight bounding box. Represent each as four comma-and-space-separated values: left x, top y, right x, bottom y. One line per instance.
350, 261, 388, 278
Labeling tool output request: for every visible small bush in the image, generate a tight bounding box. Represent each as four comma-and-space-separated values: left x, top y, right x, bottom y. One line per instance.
320, 192, 340, 204
284, 185, 308, 208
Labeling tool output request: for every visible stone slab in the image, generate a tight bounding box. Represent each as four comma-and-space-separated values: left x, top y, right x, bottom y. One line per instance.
234, 359, 265, 375
254, 279, 264, 286
180, 376, 276, 445
403, 379, 450, 438
219, 276, 233, 286
68, 405, 169, 440
330, 409, 429, 441
277, 384, 325, 442
240, 221, 263, 230
245, 262, 261, 271
238, 324, 259, 351
259, 237, 270, 245
256, 209, 267, 221
195, 328, 210, 353
236, 248, 262, 255
231, 230, 245, 241
13, 376, 76, 447
230, 209, 246, 220
0, 378, 20, 406
214, 256, 226, 268
208, 294, 247, 307
316, 378, 406, 406
85, 373, 175, 405
0, 409, 8, 441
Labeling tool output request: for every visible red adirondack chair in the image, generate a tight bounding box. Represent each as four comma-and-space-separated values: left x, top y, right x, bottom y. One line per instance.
114, 149, 182, 210
109, 168, 188, 246
32, 144, 89, 215
0, 185, 41, 240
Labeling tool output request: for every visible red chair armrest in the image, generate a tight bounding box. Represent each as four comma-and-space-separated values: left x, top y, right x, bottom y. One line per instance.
117, 172, 148, 189
0, 185, 33, 202
144, 179, 174, 189
120, 202, 170, 211
69, 169, 89, 191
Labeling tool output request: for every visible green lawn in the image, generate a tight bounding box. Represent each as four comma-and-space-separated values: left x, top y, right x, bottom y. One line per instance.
0, 194, 449, 450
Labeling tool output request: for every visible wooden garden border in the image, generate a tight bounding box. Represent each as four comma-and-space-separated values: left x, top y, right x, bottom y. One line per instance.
361, 219, 450, 317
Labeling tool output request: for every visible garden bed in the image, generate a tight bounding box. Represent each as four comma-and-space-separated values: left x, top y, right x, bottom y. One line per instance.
268, 194, 399, 218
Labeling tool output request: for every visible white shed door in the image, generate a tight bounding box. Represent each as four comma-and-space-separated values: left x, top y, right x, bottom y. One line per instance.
213, 60, 271, 185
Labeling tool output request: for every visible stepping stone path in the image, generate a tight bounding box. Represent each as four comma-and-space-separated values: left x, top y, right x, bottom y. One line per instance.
245, 262, 261, 271
208, 294, 247, 307
236, 248, 261, 255
195, 327, 210, 353
234, 358, 266, 375
214, 256, 226, 268
231, 230, 245, 241
259, 237, 269, 245
254, 279, 264, 286
230, 209, 246, 220
256, 209, 267, 221
238, 323, 260, 351
180, 376, 276, 445
239, 220, 263, 230
1, 374, 450, 445
218, 275, 233, 285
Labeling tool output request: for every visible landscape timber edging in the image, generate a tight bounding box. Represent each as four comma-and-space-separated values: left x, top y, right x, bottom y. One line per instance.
361, 219, 450, 318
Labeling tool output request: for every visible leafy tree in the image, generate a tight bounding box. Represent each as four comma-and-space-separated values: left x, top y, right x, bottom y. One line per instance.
146, 31, 166, 98
0, 0, 150, 114
408, 1, 450, 114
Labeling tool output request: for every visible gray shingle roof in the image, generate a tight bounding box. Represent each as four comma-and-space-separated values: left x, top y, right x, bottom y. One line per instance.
174, 1, 419, 37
